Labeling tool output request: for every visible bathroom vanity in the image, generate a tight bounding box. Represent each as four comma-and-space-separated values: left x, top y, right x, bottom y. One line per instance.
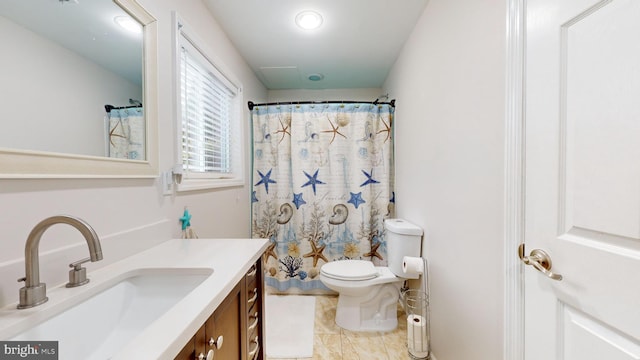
0, 237, 269, 360
175, 259, 264, 360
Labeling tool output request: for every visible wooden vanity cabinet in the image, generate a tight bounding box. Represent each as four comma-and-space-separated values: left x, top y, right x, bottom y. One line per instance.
175, 260, 264, 360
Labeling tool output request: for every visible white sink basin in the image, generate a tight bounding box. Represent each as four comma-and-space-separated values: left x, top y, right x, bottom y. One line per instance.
9, 268, 213, 360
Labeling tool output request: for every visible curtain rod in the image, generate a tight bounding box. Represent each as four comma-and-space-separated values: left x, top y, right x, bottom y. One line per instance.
104, 104, 142, 113
247, 99, 395, 111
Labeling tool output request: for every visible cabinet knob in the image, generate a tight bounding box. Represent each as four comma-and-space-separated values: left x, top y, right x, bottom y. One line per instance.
197, 349, 214, 360
209, 335, 224, 349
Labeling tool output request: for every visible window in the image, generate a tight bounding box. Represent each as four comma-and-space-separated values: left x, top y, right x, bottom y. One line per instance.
175, 17, 243, 190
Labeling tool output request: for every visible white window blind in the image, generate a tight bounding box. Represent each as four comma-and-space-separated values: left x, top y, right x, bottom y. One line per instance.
179, 32, 238, 177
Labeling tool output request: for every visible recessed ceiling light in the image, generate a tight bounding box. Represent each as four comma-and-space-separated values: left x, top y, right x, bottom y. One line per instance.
295, 11, 323, 30
308, 73, 324, 81
114, 16, 142, 35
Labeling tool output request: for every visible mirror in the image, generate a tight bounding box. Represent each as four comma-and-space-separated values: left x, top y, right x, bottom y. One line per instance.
0, 0, 158, 178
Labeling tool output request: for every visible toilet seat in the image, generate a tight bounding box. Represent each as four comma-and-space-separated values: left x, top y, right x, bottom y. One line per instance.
320, 260, 379, 281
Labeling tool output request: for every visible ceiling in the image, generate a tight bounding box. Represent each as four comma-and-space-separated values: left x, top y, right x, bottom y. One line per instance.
0, 0, 143, 86
203, 0, 429, 90
0, 1, 428, 91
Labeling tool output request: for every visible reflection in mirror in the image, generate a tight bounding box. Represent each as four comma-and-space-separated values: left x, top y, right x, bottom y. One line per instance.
0, 0, 144, 160
0, 0, 158, 178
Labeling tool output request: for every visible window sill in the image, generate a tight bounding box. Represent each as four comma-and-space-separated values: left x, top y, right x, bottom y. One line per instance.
176, 178, 244, 192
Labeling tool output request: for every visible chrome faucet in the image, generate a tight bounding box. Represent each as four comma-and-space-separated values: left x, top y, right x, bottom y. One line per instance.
17, 215, 103, 309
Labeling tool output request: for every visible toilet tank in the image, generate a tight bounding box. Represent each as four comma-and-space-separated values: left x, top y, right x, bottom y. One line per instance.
384, 218, 423, 277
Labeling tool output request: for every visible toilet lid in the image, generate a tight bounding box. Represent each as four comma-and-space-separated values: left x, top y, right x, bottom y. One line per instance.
321, 260, 379, 281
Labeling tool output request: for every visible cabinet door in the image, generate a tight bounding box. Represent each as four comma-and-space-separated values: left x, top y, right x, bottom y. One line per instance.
175, 325, 205, 360
207, 281, 243, 359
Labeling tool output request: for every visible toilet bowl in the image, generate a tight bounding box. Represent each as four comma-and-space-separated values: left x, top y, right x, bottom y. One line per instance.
320, 260, 403, 331
319, 219, 423, 332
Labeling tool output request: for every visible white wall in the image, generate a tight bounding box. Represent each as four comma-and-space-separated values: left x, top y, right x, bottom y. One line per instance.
383, 1, 506, 359
268, 88, 383, 102
0, 0, 267, 308
0, 15, 142, 157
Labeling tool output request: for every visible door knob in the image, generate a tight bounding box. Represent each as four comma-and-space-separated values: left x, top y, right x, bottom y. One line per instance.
518, 243, 563, 281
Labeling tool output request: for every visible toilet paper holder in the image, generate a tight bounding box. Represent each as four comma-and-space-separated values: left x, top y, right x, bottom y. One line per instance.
404, 289, 430, 359
401, 256, 431, 359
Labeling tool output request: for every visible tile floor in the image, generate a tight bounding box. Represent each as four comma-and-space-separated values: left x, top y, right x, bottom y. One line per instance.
267, 295, 411, 360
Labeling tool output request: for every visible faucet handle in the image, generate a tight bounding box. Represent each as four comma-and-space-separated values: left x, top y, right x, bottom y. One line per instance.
69, 257, 91, 270
17, 277, 26, 283
66, 257, 91, 288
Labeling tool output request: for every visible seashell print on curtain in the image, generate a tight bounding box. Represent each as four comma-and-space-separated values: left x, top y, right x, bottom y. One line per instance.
251, 102, 395, 292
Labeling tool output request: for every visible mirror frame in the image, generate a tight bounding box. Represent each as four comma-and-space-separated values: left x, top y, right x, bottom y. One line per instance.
0, 0, 158, 179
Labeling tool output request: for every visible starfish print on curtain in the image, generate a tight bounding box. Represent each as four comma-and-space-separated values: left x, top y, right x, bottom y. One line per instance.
302, 169, 325, 195
303, 240, 328, 267
321, 116, 347, 144
255, 169, 277, 193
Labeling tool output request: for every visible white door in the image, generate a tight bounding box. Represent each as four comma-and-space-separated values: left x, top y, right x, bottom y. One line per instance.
523, 0, 640, 359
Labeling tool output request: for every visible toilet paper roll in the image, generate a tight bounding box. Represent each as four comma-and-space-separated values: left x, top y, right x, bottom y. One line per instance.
402, 256, 424, 279
407, 314, 429, 357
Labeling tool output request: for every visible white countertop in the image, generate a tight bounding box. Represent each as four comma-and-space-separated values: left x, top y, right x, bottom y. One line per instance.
0, 238, 269, 359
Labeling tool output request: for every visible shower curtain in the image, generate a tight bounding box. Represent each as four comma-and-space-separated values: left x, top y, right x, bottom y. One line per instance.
108, 107, 145, 160
251, 102, 395, 292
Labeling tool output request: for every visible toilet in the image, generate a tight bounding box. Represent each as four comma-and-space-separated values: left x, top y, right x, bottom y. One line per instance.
319, 218, 423, 332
